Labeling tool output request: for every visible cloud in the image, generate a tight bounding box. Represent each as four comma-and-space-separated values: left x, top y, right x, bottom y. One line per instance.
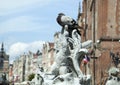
0, 0, 55, 16
0, 14, 58, 35
0, 0, 80, 34
0, 0, 82, 64
7, 41, 45, 63
0, 16, 43, 34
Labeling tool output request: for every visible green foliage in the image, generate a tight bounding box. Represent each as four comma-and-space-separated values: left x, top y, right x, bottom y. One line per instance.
28, 73, 35, 81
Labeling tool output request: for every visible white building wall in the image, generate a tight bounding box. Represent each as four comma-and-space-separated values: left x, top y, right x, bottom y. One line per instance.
13, 51, 43, 83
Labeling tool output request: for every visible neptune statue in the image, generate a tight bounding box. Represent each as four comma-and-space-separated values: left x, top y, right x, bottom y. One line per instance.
30, 13, 93, 85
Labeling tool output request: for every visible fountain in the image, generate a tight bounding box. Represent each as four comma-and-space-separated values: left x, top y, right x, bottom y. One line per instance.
30, 13, 93, 85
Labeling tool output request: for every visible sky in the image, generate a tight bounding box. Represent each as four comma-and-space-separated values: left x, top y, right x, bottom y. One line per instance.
0, 0, 82, 63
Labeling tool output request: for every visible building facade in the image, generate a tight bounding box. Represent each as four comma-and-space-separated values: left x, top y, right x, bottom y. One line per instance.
42, 42, 54, 72
0, 43, 9, 82
12, 51, 42, 83
80, 0, 120, 84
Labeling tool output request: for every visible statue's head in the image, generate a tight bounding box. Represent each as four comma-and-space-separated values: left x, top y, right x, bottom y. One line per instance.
58, 13, 65, 16
108, 67, 119, 77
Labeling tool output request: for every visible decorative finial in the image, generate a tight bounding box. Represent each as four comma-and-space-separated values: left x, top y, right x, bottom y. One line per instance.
77, 2, 82, 20
78, 2, 81, 14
